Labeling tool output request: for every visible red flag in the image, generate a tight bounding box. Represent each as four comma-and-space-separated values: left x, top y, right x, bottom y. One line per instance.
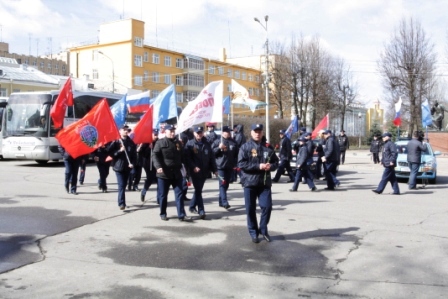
311, 114, 329, 139
55, 99, 119, 159
50, 77, 73, 128
132, 105, 153, 144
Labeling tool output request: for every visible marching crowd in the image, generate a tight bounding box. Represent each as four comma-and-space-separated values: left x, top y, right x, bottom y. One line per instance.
58, 122, 427, 243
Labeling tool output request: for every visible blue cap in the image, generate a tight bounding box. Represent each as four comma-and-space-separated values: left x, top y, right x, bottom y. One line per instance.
251, 124, 264, 131
193, 126, 204, 133
222, 125, 231, 132
304, 132, 312, 137
382, 132, 392, 137
279, 129, 286, 134
165, 124, 175, 131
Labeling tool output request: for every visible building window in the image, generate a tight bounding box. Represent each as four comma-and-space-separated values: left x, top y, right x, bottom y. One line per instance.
0, 88, 6, 96
40, 62, 44, 68
47, 63, 51, 70
144, 71, 149, 81
32, 60, 37, 66
55, 64, 58, 70
248, 88, 254, 96
92, 69, 98, 79
143, 52, 149, 62
227, 69, 232, 78
242, 72, 246, 80
62, 65, 66, 71
152, 53, 160, 64
255, 88, 260, 97
234, 70, 240, 79
248, 74, 253, 82
134, 37, 143, 47
164, 74, 171, 84
208, 66, 215, 74
176, 58, 184, 68
227, 84, 231, 92
152, 72, 160, 83
164, 56, 171, 67
175, 75, 183, 86
152, 90, 160, 98
24, 59, 29, 64
176, 92, 183, 103
185, 57, 204, 70
183, 74, 204, 87
218, 66, 224, 75
134, 55, 142, 67
134, 75, 143, 86
255, 75, 260, 83
184, 91, 199, 102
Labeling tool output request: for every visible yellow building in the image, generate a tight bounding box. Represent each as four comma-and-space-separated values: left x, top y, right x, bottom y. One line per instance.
69, 18, 265, 117
366, 100, 384, 132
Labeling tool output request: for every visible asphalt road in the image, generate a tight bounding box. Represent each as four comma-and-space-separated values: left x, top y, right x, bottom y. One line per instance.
1, 151, 448, 298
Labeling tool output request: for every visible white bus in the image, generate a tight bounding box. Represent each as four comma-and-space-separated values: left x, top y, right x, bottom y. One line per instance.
1, 91, 123, 164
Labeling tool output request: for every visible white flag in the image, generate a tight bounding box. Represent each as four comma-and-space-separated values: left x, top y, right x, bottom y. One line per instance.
176, 80, 223, 133
231, 79, 266, 113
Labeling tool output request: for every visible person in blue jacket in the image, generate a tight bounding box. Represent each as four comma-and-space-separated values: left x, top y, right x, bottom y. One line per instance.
238, 124, 279, 244
372, 132, 400, 195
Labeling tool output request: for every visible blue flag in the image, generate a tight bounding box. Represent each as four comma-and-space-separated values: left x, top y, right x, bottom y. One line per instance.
422, 99, 432, 127
152, 84, 178, 129
285, 115, 299, 139
110, 94, 127, 129
223, 95, 230, 114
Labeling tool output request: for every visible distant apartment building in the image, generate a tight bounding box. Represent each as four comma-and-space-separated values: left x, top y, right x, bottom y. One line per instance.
0, 42, 69, 77
68, 18, 267, 117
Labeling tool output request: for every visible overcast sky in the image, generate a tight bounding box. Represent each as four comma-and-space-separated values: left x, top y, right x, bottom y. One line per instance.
1, 0, 447, 108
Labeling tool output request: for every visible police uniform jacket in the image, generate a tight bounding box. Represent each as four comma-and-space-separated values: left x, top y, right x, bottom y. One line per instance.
406, 138, 427, 163
234, 125, 246, 149
381, 140, 397, 167
306, 139, 315, 160
279, 136, 292, 160
108, 137, 137, 172
212, 137, 238, 170
370, 139, 382, 153
205, 131, 220, 144
237, 138, 279, 188
338, 135, 349, 151
152, 137, 183, 180
296, 144, 309, 169
323, 136, 339, 162
184, 137, 217, 179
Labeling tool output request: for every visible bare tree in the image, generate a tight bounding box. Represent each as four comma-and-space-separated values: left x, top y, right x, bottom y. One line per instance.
269, 41, 292, 119
378, 17, 436, 136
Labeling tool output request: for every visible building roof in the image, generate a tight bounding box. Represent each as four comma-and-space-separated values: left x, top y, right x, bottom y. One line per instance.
0, 58, 59, 85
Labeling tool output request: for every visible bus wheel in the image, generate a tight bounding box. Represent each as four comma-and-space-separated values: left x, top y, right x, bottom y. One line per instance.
35, 160, 48, 165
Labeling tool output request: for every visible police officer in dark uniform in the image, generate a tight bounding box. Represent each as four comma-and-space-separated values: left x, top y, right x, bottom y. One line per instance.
372, 132, 400, 195
212, 125, 238, 209
272, 129, 294, 183
238, 124, 279, 243
93, 143, 112, 193
152, 124, 187, 221
108, 125, 137, 210
321, 130, 340, 190
370, 135, 382, 164
337, 130, 349, 164
205, 122, 220, 144
184, 126, 217, 219
58, 146, 80, 195
290, 137, 317, 191
140, 129, 159, 202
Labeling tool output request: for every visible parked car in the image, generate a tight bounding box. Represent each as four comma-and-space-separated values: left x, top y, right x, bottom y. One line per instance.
394, 140, 441, 184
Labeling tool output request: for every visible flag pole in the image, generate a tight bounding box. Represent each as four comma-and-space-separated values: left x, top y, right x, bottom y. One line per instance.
119, 138, 131, 165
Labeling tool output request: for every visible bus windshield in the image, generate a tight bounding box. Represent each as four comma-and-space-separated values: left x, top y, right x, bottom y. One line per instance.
5, 94, 52, 137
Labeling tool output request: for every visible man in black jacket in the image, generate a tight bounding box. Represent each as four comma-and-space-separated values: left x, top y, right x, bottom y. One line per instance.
321, 130, 340, 190
370, 135, 382, 164
140, 129, 159, 202
290, 137, 316, 192
152, 124, 187, 220
272, 129, 294, 183
337, 130, 349, 164
372, 132, 400, 195
212, 126, 238, 209
407, 131, 427, 189
184, 126, 217, 219
238, 124, 279, 243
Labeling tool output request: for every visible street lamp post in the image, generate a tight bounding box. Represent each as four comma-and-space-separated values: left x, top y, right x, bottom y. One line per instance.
358, 112, 362, 148
254, 15, 270, 142
97, 51, 115, 93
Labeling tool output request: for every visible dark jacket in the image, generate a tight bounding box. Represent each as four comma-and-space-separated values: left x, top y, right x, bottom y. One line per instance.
237, 138, 279, 188
338, 134, 349, 151
323, 136, 339, 163
108, 137, 137, 172
93, 144, 111, 164
152, 137, 183, 179
381, 139, 397, 167
296, 143, 309, 169
407, 138, 427, 163
305, 139, 315, 160
279, 136, 292, 160
234, 125, 246, 149
212, 137, 238, 170
370, 139, 382, 153
141, 139, 158, 169
205, 130, 220, 144
184, 137, 217, 179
